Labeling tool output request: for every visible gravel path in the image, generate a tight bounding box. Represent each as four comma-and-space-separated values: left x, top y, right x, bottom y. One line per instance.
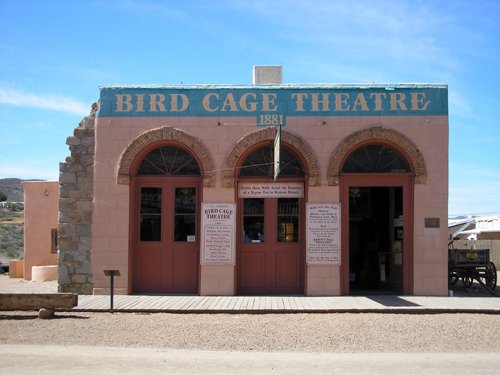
1, 311, 499, 352
1, 275, 499, 353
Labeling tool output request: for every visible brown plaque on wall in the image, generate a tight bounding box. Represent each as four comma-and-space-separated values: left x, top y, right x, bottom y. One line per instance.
425, 218, 440, 228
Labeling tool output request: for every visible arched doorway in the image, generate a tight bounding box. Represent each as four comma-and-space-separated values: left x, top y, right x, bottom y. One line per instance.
236, 143, 306, 295
130, 144, 201, 294
339, 143, 414, 295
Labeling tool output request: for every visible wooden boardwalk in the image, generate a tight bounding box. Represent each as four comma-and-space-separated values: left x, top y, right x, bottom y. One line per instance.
73, 294, 500, 314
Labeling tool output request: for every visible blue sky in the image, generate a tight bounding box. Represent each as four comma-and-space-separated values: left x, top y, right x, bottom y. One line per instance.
1, 0, 499, 217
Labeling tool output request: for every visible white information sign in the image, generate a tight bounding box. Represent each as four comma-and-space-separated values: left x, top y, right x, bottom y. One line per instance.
238, 182, 304, 198
306, 203, 341, 265
201, 203, 236, 265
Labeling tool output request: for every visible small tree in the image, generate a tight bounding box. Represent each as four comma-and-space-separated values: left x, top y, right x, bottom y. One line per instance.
0, 191, 7, 202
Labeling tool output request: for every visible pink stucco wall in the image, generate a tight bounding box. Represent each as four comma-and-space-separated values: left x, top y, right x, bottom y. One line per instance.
91, 114, 448, 296
22, 181, 59, 280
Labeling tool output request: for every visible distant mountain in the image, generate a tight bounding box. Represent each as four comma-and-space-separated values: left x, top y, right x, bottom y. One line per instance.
0, 178, 44, 202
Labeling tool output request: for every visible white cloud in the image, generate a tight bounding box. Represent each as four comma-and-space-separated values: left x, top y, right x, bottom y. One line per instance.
0, 87, 88, 116
220, 0, 460, 83
0, 163, 59, 181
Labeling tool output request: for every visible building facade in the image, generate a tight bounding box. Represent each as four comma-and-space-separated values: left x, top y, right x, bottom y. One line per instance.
22, 181, 59, 281
58, 67, 449, 296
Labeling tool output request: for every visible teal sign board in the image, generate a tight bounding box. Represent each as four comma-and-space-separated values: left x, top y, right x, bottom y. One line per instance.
97, 85, 448, 125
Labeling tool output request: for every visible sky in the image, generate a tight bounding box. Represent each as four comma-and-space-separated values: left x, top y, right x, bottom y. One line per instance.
1, 0, 499, 217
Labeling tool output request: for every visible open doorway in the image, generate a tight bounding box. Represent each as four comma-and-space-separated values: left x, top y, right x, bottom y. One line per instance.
348, 186, 403, 294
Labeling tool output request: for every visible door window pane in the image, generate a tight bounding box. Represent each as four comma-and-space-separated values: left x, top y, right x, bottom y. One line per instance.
277, 198, 299, 242
239, 147, 304, 177
174, 188, 196, 242
243, 198, 265, 243
138, 146, 200, 176
140, 187, 162, 241
341, 145, 410, 173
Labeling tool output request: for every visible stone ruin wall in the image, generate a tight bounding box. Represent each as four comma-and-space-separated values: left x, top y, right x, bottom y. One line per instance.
57, 104, 96, 294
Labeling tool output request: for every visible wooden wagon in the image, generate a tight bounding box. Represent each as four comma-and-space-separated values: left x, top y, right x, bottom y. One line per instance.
448, 242, 497, 295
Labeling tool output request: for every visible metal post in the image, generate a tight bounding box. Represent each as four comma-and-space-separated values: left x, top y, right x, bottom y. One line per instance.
110, 274, 115, 312
103, 270, 120, 313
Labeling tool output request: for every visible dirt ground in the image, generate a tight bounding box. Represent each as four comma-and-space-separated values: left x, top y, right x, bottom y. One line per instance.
1, 275, 499, 353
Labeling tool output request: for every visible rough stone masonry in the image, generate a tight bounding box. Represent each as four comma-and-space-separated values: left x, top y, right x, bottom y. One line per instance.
57, 103, 96, 294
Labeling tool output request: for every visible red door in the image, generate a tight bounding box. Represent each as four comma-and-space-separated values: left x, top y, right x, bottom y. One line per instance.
132, 178, 200, 294
238, 197, 304, 295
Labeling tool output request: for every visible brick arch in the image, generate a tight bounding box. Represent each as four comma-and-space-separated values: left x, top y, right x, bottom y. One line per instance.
222, 127, 320, 187
327, 126, 427, 186
117, 127, 216, 187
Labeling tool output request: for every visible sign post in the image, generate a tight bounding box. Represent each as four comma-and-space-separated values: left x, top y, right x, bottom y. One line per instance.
274, 124, 281, 181
103, 269, 120, 313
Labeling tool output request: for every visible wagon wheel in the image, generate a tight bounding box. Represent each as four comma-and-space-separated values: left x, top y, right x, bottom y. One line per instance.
485, 262, 497, 291
461, 276, 473, 288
